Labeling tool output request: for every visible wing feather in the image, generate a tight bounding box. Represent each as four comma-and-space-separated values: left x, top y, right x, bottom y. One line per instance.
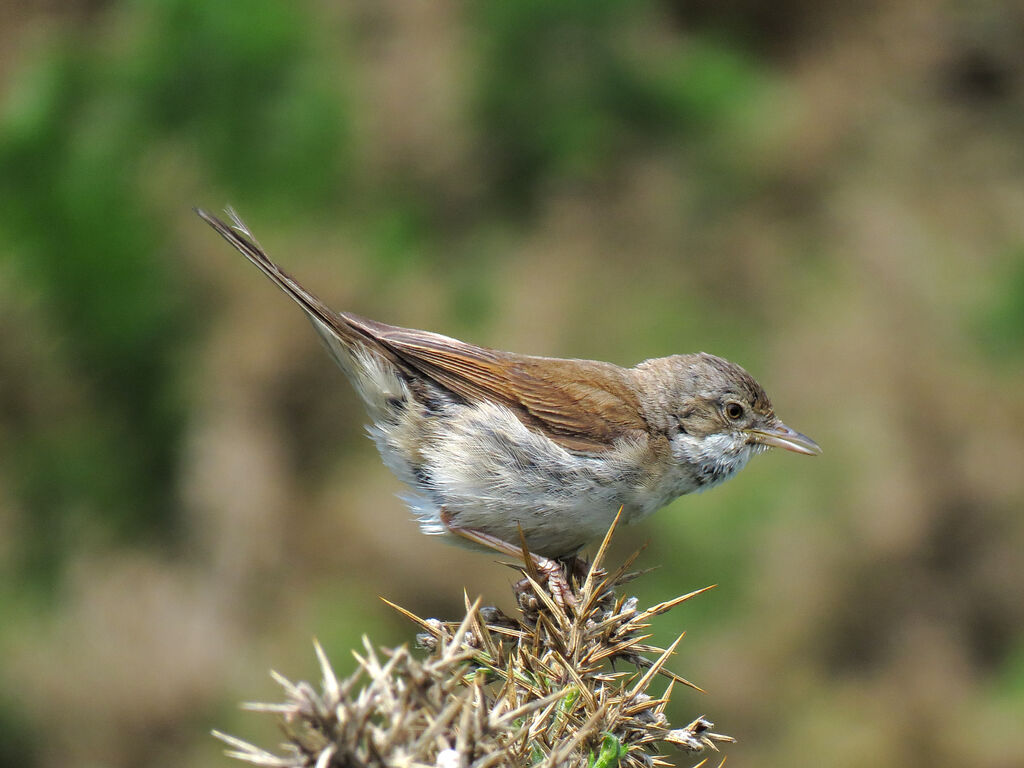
343, 314, 648, 452
196, 209, 647, 453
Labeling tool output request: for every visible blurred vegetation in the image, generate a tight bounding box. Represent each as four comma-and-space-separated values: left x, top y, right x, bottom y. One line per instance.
473, 0, 771, 209
977, 248, 1024, 363
0, 0, 350, 585
0, 1, 1022, 768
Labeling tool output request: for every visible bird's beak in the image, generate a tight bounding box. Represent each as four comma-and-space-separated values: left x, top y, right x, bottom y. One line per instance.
746, 422, 822, 456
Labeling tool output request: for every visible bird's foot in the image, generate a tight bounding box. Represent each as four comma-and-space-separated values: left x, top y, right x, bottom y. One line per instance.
519, 556, 576, 609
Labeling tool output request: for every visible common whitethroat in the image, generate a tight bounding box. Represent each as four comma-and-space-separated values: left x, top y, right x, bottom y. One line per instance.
198, 209, 820, 598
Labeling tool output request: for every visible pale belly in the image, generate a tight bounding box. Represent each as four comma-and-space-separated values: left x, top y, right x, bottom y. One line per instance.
368, 397, 694, 558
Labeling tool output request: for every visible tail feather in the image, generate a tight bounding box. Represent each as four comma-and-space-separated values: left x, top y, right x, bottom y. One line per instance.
195, 207, 340, 333
196, 206, 416, 389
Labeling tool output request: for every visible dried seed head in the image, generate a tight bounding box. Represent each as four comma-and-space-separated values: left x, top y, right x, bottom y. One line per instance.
216, 520, 731, 767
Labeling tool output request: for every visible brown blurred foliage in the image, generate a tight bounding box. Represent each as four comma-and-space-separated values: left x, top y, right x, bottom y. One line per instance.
0, 1, 1023, 767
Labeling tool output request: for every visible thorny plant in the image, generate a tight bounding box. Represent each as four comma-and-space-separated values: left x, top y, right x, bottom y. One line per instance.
214, 512, 733, 768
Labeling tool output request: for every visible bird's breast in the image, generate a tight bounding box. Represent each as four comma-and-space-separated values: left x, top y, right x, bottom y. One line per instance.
370, 396, 682, 556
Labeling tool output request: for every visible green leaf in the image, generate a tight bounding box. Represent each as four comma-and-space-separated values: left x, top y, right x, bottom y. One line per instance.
589, 732, 626, 768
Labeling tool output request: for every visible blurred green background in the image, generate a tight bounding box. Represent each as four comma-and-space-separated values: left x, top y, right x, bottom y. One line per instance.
1, 1, 1023, 766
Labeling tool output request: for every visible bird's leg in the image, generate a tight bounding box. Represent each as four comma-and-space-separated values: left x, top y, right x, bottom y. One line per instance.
439, 508, 576, 608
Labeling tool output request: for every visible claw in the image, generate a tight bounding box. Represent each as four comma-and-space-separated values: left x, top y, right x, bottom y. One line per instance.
534, 558, 576, 609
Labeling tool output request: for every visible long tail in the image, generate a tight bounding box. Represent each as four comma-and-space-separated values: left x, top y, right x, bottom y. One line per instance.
196, 208, 417, 401
195, 207, 342, 333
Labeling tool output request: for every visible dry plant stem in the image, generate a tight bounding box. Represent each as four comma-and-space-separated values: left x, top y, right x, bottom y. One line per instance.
215, 512, 734, 767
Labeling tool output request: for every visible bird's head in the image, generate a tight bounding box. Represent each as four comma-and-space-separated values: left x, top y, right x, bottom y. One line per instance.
639, 353, 820, 489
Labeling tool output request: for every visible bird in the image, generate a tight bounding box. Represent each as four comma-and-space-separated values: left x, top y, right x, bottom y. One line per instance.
197, 208, 820, 601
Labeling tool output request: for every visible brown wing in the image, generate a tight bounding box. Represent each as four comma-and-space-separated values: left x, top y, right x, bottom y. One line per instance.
196, 209, 647, 452
342, 314, 649, 453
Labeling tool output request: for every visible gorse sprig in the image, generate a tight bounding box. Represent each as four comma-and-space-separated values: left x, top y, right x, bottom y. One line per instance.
215, 515, 732, 767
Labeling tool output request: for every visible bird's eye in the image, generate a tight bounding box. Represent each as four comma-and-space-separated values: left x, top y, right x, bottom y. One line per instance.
724, 402, 745, 421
